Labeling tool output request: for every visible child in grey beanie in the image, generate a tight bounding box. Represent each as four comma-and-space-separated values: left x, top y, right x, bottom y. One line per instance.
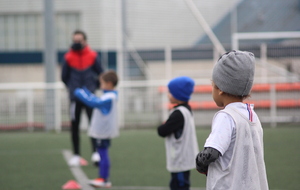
212, 50, 255, 97
195, 50, 269, 190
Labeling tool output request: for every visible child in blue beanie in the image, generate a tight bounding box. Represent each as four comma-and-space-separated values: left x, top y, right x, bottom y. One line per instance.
157, 76, 199, 190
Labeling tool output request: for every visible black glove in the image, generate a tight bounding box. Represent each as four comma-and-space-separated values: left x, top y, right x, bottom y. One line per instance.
195, 147, 221, 175
196, 152, 208, 175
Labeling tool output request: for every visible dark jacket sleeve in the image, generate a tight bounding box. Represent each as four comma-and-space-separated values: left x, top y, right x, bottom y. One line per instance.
61, 59, 70, 86
93, 56, 103, 75
92, 56, 103, 88
157, 110, 184, 138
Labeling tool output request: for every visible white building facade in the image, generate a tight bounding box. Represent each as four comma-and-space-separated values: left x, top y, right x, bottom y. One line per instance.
0, 0, 240, 51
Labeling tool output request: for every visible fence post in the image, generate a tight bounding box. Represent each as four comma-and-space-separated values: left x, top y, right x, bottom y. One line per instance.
43, 0, 57, 131
116, 0, 126, 128
270, 83, 277, 127
162, 46, 172, 122
9, 95, 16, 118
55, 86, 61, 133
260, 43, 268, 83
213, 47, 219, 64
27, 89, 34, 132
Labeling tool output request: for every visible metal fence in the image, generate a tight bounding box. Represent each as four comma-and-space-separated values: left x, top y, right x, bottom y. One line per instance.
0, 78, 299, 132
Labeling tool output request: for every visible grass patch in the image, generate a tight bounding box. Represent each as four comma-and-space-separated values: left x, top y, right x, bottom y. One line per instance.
0, 127, 299, 189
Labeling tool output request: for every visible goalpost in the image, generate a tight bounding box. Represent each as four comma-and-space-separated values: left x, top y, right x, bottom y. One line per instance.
232, 31, 300, 50
231, 31, 300, 83
232, 31, 300, 127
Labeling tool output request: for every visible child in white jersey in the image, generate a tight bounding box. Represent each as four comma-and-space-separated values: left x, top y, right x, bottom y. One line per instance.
195, 50, 269, 190
158, 76, 199, 190
74, 70, 119, 188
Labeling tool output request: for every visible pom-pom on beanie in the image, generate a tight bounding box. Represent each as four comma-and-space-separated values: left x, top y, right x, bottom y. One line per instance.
168, 76, 195, 102
212, 50, 255, 96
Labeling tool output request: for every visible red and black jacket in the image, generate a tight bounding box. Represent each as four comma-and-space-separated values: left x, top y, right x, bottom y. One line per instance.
61, 45, 103, 100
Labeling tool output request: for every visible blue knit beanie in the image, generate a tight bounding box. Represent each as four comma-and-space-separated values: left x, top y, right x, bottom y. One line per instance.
168, 76, 195, 102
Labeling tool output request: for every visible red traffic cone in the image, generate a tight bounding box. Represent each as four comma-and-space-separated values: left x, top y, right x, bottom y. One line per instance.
62, 180, 81, 189
80, 158, 88, 166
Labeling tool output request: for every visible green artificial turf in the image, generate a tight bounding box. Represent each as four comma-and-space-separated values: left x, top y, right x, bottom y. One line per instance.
0, 126, 299, 190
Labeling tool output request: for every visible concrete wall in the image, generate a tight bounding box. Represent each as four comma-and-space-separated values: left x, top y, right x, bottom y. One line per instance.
0, 64, 62, 83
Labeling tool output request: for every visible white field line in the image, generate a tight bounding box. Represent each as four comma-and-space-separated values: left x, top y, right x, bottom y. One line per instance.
62, 149, 95, 190
62, 149, 206, 190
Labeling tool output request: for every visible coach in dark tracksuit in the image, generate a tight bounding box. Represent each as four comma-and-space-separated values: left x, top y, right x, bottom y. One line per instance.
61, 30, 103, 167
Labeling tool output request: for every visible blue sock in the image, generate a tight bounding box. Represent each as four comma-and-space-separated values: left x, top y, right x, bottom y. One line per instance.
97, 147, 110, 180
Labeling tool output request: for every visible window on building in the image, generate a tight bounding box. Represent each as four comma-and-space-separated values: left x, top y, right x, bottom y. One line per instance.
0, 12, 80, 51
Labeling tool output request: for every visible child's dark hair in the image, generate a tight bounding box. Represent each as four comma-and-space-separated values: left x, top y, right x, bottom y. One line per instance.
213, 83, 250, 100
101, 70, 118, 87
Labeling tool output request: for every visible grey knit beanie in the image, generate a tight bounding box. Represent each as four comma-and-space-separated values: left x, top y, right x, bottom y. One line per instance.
212, 50, 255, 96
